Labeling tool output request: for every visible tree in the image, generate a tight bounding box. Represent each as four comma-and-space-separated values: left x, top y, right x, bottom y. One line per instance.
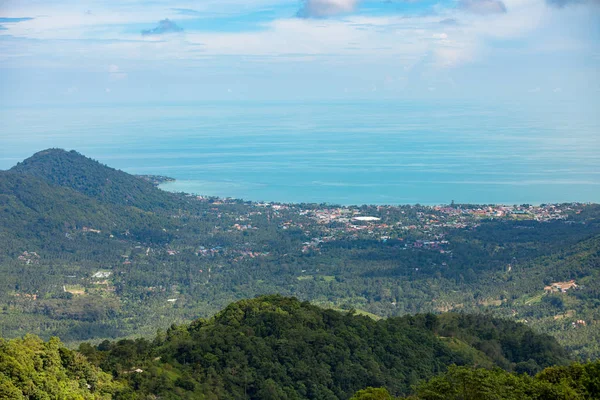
350, 387, 396, 400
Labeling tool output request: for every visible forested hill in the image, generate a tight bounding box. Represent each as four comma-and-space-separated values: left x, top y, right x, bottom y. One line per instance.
0, 170, 173, 256
0, 171, 121, 250
1, 295, 593, 400
75, 295, 568, 399
9, 149, 176, 211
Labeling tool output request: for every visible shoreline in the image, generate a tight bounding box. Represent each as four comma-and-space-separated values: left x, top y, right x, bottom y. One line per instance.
158, 179, 598, 209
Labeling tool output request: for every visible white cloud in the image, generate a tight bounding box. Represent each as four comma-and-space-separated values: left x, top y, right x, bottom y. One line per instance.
434, 43, 478, 67
0, 0, 596, 82
188, 13, 492, 61
459, 0, 507, 14
298, 0, 360, 18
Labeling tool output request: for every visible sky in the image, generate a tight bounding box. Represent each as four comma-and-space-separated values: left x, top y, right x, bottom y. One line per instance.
0, 0, 599, 105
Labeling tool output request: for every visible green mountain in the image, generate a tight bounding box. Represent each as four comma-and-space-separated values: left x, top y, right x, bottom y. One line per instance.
10, 149, 175, 211
75, 295, 569, 399
0, 170, 123, 243
0, 170, 173, 255
2, 297, 588, 400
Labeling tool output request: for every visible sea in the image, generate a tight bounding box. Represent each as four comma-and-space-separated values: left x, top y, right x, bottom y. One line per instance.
1, 100, 599, 206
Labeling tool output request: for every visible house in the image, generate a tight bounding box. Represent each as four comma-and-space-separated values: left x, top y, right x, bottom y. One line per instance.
545, 280, 578, 293
92, 271, 112, 279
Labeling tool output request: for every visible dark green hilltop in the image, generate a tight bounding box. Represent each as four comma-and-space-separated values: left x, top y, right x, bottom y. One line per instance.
9, 148, 177, 211
3, 295, 599, 400
1, 149, 600, 398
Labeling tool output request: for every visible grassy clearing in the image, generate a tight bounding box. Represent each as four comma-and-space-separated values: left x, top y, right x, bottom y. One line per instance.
64, 285, 86, 296
514, 293, 544, 306
325, 306, 383, 321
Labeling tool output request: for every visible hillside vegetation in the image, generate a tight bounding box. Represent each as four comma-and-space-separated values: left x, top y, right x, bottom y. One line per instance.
10, 149, 176, 211
79, 296, 569, 399
0, 296, 594, 399
353, 363, 600, 400
1, 149, 599, 360
0, 335, 121, 399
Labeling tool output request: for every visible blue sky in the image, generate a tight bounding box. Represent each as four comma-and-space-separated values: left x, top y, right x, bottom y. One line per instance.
0, 0, 598, 105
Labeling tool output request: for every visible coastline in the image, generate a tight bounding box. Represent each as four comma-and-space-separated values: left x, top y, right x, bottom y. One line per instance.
158, 178, 598, 208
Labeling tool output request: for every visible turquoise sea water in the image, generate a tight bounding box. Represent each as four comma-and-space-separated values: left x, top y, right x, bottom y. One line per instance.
1, 100, 599, 205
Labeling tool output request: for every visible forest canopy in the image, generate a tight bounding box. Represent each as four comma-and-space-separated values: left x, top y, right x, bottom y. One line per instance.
0, 296, 596, 400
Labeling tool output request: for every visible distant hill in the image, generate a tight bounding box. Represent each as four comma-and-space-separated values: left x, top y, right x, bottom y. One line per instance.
78, 295, 570, 399
0, 170, 173, 256
10, 149, 175, 211
0, 171, 120, 251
